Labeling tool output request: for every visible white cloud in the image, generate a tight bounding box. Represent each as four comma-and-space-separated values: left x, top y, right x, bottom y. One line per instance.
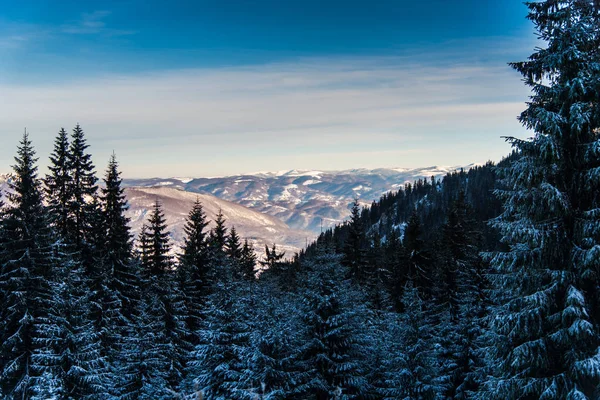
55, 10, 135, 36
0, 52, 532, 177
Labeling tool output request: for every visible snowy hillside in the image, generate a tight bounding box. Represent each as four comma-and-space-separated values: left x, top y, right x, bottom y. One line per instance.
124, 165, 476, 233
124, 186, 313, 256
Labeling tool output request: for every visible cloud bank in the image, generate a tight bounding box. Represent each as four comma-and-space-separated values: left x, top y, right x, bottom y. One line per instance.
0, 53, 531, 177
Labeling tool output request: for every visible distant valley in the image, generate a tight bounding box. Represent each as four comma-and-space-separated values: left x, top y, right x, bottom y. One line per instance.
123, 165, 475, 253
0, 165, 474, 256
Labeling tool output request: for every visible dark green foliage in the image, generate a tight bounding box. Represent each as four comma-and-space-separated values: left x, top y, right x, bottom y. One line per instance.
341, 198, 368, 282
181, 199, 210, 276
239, 239, 257, 280
261, 243, 286, 270
38, 253, 110, 399
143, 200, 173, 275
138, 200, 189, 394
189, 279, 252, 399
101, 154, 133, 268
402, 210, 433, 299
4, 8, 598, 393
226, 225, 242, 262
44, 128, 72, 239
209, 208, 228, 254
0, 133, 59, 398
179, 199, 211, 336
482, 1, 600, 398
66, 124, 100, 251
99, 154, 138, 319
294, 255, 370, 400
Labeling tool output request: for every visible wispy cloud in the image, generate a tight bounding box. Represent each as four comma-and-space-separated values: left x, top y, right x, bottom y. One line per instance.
0, 34, 30, 49
0, 51, 532, 177
61, 10, 135, 36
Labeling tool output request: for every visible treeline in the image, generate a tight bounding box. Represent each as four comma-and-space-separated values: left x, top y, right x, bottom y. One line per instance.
0, 127, 509, 399
0, 127, 266, 399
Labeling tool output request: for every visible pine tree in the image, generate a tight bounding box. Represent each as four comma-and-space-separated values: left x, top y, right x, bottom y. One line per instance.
294, 255, 369, 399
118, 280, 172, 400
145, 200, 173, 275
38, 254, 110, 399
261, 243, 286, 270
402, 210, 433, 299
101, 153, 133, 271
239, 239, 257, 280
139, 200, 189, 393
209, 208, 228, 254
66, 124, 99, 252
179, 199, 211, 337
341, 199, 368, 281
0, 133, 59, 398
226, 225, 242, 262
100, 153, 137, 316
242, 286, 302, 400
44, 128, 72, 240
483, 1, 600, 398
180, 199, 210, 277
188, 279, 252, 400
396, 281, 440, 400
436, 193, 489, 399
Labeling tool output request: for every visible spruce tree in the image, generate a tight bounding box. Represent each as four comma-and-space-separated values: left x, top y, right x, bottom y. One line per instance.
261, 243, 286, 270
294, 255, 369, 399
145, 200, 173, 275
188, 281, 252, 400
179, 199, 211, 336
118, 281, 172, 400
483, 1, 600, 398
66, 124, 99, 252
239, 239, 257, 280
341, 199, 368, 281
436, 193, 488, 399
38, 254, 110, 399
140, 200, 189, 393
44, 128, 72, 240
180, 199, 210, 276
396, 280, 440, 400
209, 208, 228, 254
100, 153, 137, 315
402, 210, 433, 299
226, 225, 242, 262
0, 133, 58, 398
242, 286, 301, 400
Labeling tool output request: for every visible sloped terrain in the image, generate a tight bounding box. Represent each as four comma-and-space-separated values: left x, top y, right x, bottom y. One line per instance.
124, 186, 313, 256
124, 165, 475, 232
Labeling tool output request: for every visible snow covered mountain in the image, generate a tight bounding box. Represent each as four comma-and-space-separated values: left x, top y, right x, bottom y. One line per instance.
0, 174, 312, 255
123, 186, 313, 256
123, 165, 476, 233
0, 165, 475, 255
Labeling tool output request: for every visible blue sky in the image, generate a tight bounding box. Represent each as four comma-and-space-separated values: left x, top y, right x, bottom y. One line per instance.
0, 0, 536, 177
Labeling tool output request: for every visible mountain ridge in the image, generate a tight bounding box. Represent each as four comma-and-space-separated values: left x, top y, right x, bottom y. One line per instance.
123, 164, 478, 233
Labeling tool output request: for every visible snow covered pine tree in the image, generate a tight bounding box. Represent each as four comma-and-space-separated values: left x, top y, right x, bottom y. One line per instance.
483, 1, 600, 398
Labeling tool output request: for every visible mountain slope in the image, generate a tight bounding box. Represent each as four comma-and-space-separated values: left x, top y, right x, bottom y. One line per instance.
124, 186, 312, 255
124, 165, 475, 232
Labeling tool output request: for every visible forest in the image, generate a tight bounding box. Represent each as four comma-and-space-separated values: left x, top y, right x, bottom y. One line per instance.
1, 1, 600, 399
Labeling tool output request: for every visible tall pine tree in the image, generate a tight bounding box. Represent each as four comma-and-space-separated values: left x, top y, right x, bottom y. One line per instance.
100, 153, 137, 314
209, 208, 228, 255
66, 124, 99, 252
44, 128, 72, 240
179, 199, 211, 337
342, 199, 368, 282
0, 133, 58, 398
484, 1, 600, 398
